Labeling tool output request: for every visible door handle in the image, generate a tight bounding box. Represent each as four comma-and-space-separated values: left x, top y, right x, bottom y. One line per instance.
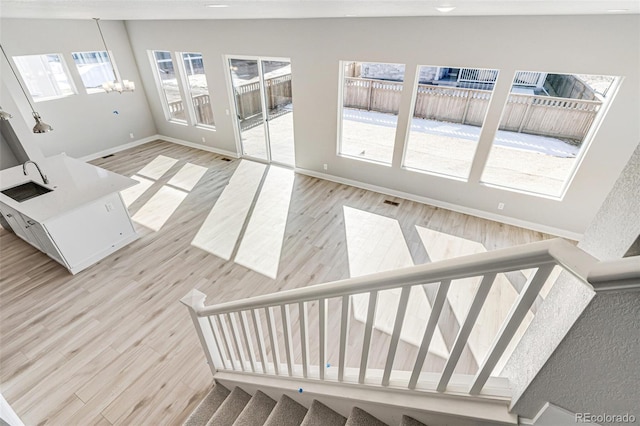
6, 214, 12, 218
27, 220, 36, 226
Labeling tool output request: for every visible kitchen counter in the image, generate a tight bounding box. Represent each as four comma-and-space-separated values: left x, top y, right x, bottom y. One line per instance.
0, 154, 139, 274
0, 154, 137, 223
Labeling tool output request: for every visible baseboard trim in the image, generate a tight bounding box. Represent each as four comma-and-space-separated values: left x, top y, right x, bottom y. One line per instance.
158, 135, 240, 159
295, 168, 583, 241
79, 135, 160, 162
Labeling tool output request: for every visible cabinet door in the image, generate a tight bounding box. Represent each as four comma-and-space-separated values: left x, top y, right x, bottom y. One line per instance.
24, 217, 67, 266
0, 204, 32, 243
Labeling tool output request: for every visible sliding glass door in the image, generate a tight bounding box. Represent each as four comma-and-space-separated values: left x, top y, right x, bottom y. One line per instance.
228, 57, 295, 166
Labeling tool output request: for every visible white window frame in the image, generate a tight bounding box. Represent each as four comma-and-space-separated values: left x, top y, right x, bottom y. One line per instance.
479, 71, 624, 200
400, 64, 500, 182
149, 50, 188, 125
12, 53, 77, 102
71, 50, 117, 95
176, 51, 215, 130
336, 60, 404, 167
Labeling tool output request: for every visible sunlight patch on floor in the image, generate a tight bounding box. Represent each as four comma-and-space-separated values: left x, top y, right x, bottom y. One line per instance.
415, 226, 534, 374
344, 206, 448, 358
131, 186, 188, 232
136, 155, 179, 180
234, 166, 295, 279
167, 163, 208, 191
191, 160, 266, 260
120, 175, 154, 207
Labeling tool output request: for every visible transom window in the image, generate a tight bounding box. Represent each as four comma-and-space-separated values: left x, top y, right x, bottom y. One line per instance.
71, 51, 116, 94
12, 53, 76, 102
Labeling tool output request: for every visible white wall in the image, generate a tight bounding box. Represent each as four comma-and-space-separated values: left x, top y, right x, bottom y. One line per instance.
0, 19, 156, 159
1, 16, 637, 235
125, 15, 640, 236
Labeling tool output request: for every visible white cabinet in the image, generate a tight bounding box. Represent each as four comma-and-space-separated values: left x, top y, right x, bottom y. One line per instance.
0, 203, 67, 266
0, 192, 137, 274
0, 205, 31, 243
44, 192, 136, 272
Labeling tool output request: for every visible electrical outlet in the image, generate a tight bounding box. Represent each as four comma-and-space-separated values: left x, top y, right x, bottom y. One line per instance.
225, 109, 230, 116
129, 133, 134, 139
323, 163, 328, 171
201, 137, 206, 143
498, 202, 505, 210
105, 202, 114, 212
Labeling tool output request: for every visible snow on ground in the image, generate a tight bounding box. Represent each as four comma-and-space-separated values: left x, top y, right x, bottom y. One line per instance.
344, 108, 579, 158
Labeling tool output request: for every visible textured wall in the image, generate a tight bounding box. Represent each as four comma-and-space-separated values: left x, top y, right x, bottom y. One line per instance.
580, 142, 640, 261
505, 140, 640, 422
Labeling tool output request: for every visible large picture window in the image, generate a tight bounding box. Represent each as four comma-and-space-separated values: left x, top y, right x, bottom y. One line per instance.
403, 66, 499, 179
72, 51, 116, 94
179, 52, 215, 127
12, 54, 76, 102
151, 50, 185, 122
339, 61, 406, 164
481, 71, 620, 197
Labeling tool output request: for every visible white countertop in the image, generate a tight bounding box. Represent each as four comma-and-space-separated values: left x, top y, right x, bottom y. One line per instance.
0, 154, 137, 223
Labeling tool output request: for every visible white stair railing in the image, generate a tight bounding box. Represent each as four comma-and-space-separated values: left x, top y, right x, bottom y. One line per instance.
181, 238, 640, 400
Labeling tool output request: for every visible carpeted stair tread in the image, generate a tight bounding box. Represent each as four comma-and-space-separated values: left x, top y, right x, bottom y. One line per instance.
206, 387, 252, 426
345, 407, 388, 426
263, 395, 308, 426
400, 415, 427, 426
300, 400, 347, 426
232, 390, 277, 426
183, 383, 231, 426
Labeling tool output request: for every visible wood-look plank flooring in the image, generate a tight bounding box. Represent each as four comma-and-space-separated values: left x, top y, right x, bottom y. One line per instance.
0, 140, 554, 425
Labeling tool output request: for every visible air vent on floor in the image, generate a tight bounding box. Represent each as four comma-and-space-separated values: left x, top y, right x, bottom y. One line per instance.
101, 154, 115, 159
221, 158, 232, 162
383, 200, 400, 206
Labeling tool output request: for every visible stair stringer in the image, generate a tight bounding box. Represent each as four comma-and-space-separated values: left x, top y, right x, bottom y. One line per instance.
213, 370, 518, 426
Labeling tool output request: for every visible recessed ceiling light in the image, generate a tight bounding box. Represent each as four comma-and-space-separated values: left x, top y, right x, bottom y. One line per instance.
606, 9, 629, 12
206, 4, 229, 7
345, 14, 357, 17
435, 5, 456, 13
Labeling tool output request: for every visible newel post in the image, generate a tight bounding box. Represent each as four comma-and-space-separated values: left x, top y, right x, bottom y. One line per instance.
180, 289, 223, 375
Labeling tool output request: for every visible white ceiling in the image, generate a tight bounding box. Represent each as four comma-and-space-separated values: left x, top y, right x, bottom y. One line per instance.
0, 0, 638, 20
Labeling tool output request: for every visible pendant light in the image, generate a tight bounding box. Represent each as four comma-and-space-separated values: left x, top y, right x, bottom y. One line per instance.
94, 18, 135, 93
0, 107, 12, 121
0, 44, 53, 133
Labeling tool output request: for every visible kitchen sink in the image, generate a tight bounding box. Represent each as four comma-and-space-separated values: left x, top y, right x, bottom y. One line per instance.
1, 181, 53, 202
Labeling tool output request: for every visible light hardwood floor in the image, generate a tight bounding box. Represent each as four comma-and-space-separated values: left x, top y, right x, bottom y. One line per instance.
0, 141, 554, 425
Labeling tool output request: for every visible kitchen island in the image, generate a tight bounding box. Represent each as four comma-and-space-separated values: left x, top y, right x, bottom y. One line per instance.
0, 154, 139, 274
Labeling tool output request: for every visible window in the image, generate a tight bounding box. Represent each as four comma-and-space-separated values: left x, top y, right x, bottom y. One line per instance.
12, 54, 76, 102
403, 66, 500, 179
71, 51, 115, 94
151, 51, 185, 122
339, 61, 406, 164
179, 52, 214, 127
481, 71, 620, 197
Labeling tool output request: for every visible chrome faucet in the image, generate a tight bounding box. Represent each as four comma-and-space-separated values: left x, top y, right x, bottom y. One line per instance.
23, 161, 49, 185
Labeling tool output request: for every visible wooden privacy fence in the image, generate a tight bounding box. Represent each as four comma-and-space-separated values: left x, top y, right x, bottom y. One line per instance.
167, 74, 292, 125
343, 77, 602, 141
234, 74, 293, 120
168, 94, 214, 125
